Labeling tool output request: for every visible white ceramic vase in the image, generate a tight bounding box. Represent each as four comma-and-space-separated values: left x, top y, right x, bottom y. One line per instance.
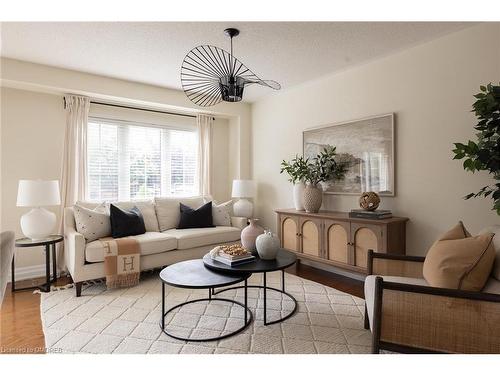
293, 182, 305, 211
255, 230, 280, 260
241, 219, 265, 254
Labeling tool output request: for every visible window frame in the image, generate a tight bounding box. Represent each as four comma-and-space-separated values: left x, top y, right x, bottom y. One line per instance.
86, 115, 199, 202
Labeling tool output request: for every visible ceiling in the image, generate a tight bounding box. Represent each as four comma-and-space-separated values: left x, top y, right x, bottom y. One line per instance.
1, 22, 474, 102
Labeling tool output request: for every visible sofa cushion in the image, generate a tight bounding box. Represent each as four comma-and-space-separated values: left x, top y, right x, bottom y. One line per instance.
177, 201, 214, 229
423, 222, 495, 291
155, 196, 204, 231
110, 204, 146, 238
112, 200, 159, 232
163, 226, 240, 250
212, 200, 233, 226
74, 204, 111, 242
76, 200, 159, 232
364, 275, 428, 331
85, 232, 177, 263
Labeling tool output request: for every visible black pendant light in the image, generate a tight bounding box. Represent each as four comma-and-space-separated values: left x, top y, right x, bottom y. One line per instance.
181, 28, 280, 107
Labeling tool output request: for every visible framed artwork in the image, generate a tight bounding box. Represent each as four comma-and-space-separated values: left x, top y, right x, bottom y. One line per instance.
303, 113, 395, 196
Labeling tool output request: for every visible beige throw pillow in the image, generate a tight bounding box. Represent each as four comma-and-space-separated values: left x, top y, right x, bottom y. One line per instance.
423, 222, 496, 291
73, 204, 111, 242
154, 196, 205, 231
212, 200, 233, 226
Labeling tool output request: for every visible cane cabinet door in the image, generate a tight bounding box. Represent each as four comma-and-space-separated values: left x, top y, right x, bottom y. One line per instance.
323, 220, 350, 264
351, 223, 384, 269
299, 218, 322, 257
280, 215, 299, 252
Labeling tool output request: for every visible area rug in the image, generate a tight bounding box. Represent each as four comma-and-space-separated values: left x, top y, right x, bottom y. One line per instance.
40, 271, 372, 354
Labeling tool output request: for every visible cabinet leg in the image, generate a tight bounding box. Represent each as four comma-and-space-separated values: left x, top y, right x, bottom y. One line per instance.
75, 282, 83, 297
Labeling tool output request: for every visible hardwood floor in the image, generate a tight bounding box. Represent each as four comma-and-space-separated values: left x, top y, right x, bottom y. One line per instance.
0, 264, 364, 354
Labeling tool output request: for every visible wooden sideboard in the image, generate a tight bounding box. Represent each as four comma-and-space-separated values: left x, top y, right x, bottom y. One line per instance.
275, 209, 408, 274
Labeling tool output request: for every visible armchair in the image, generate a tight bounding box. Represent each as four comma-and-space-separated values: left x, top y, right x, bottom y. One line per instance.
364, 249, 500, 354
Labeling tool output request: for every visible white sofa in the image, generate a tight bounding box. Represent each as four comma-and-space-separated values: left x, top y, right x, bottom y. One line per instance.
64, 197, 241, 296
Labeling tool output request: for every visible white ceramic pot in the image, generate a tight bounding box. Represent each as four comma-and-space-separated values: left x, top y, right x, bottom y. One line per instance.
241, 219, 265, 253
293, 182, 305, 211
255, 230, 280, 260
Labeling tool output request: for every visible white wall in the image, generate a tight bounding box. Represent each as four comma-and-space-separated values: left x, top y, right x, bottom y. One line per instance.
251, 23, 500, 256
1, 87, 235, 270
1, 88, 65, 268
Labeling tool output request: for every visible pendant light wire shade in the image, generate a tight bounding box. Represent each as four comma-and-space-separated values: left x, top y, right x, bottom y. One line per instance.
181, 30, 280, 107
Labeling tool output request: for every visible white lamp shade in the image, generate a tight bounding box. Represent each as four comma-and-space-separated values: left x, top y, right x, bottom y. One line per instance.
17, 180, 61, 207
232, 180, 255, 198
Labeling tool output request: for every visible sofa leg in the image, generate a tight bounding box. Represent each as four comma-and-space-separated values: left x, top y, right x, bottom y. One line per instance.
364, 303, 370, 330
75, 282, 83, 297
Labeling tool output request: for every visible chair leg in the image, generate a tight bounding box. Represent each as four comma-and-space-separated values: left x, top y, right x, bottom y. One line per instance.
75, 282, 83, 297
364, 303, 370, 330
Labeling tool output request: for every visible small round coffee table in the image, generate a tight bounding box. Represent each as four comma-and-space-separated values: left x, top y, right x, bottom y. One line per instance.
159, 259, 252, 342
203, 249, 297, 326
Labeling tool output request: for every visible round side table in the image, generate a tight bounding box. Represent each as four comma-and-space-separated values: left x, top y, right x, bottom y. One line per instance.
13, 235, 63, 293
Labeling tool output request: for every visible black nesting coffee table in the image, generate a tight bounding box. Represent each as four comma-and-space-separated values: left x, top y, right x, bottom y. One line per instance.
159, 259, 252, 342
203, 249, 297, 326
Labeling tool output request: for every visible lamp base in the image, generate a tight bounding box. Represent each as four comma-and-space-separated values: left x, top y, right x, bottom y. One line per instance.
233, 199, 253, 218
20, 207, 56, 240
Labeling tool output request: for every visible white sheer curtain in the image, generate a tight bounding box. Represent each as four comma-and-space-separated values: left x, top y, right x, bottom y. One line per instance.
196, 114, 213, 197
58, 94, 90, 272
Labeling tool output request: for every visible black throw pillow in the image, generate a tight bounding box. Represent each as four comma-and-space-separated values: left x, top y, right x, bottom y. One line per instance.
110, 204, 146, 238
177, 201, 215, 229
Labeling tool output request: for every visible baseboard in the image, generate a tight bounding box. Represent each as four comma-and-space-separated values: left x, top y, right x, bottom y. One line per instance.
8, 264, 49, 281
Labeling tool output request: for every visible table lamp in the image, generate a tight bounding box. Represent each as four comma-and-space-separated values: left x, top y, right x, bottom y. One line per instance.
16, 180, 61, 240
232, 179, 255, 218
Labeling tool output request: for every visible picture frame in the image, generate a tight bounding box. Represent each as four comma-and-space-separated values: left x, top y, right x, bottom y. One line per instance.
303, 113, 395, 196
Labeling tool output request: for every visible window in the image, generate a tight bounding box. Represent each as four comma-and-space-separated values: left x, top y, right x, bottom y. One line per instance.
87, 117, 198, 201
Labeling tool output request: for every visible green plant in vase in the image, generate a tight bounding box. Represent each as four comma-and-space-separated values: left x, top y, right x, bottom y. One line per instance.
303, 145, 350, 213
453, 83, 500, 213
280, 155, 309, 210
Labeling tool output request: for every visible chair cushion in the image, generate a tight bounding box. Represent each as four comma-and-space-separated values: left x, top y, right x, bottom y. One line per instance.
423, 222, 495, 291
163, 226, 240, 250
364, 275, 428, 331
483, 277, 500, 295
480, 226, 500, 281
85, 232, 177, 263
155, 196, 205, 231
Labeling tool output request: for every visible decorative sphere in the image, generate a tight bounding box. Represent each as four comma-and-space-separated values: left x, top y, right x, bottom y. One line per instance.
359, 192, 380, 211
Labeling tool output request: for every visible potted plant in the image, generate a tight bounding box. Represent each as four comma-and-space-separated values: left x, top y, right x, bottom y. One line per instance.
303, 146, 350, 213
452, 83, 500, 213
280, 155, 309, 210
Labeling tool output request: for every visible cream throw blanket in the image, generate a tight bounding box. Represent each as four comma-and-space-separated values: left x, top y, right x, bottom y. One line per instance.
99, 238, 141, 288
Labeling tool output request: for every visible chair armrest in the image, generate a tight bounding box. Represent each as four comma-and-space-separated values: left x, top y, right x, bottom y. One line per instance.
372, 276, 500, 353
367, 249, 425, 278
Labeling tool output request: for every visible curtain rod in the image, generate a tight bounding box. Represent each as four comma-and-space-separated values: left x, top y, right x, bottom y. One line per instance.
64, 97, 214, 120
92, 101, 201, 119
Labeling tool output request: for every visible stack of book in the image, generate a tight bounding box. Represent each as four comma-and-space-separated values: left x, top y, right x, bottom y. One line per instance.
349, 209, 392, 220
213, 251, 256, 266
